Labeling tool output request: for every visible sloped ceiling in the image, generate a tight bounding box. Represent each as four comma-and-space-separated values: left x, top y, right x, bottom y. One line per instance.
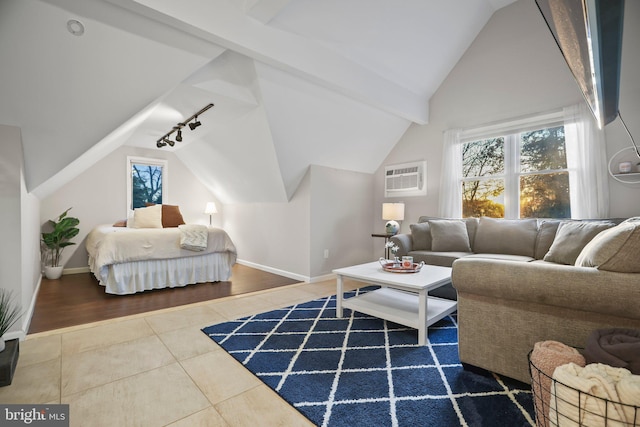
0, 0, 516, 203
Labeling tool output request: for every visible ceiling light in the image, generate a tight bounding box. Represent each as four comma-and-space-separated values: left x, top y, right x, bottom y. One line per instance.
67, 19, 85, 36
189, 117, 201, 130
154, 103, 214, 149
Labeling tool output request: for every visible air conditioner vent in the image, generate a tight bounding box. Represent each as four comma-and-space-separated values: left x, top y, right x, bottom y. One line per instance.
384, 161, 426, 197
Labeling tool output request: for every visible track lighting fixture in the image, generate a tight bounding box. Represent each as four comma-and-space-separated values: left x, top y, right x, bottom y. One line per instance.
155, 103, 214, 149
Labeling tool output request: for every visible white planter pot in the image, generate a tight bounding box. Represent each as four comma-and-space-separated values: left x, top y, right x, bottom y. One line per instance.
44, 266, 64, 280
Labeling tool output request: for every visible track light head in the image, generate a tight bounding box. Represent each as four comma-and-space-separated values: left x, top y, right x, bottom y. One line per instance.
164, 137, 175, 147
156, 140, 166, 148
175, 129, 182, 142
189, 117, 201, 130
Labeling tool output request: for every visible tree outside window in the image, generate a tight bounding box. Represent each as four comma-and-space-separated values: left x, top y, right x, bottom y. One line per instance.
462, 126, 570, 218
131, 163, 163, 208
127, 157, 168, 212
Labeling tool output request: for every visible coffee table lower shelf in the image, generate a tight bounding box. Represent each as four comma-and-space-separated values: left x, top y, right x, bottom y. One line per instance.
342, 287, 457, 343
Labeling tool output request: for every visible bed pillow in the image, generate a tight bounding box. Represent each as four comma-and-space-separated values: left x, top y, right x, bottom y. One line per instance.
575, 220, 640, 272
543, 221, 614, 265
428, 219, 472, 252
133, 205, 163, 228
161, 205, 185, 228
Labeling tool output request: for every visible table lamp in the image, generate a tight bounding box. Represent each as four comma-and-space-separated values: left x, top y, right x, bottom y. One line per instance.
382, 202, 404, 234
204, 202, 217, 225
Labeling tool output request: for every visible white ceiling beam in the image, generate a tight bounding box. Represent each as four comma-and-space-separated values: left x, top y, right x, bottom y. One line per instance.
106, 0, 429, 124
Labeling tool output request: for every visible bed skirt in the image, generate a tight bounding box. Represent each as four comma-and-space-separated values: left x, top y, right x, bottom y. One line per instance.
89, 252, 235, 295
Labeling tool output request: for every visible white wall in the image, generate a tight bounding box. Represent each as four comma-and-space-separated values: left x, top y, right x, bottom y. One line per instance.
310, 165, 374, 278
224, 164, 374, 281
40, 145, 222, 269
223, 170, 311, 280
0, 124, 39, 339
374, 0, 640, 231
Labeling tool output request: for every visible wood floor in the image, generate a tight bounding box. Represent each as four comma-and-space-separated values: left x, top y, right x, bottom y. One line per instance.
28, 264, 300, 334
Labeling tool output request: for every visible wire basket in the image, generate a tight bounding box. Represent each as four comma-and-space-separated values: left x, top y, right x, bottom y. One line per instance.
529, 352, 640, 426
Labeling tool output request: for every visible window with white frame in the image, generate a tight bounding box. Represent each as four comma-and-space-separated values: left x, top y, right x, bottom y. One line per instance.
462, 126, 570, 218
126, 156, 168, 213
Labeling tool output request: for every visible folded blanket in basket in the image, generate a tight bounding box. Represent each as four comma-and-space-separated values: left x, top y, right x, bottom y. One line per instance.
585, 328, 640, 375
178, 224, 208, 251
531, 341, 586, 427
617, 375, 640, 424
551, 363, 632, 427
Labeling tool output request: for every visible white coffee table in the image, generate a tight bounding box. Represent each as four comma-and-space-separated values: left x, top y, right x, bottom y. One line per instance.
333, 261, 456, 345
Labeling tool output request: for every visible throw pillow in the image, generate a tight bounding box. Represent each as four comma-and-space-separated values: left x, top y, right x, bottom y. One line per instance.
544, 221, 614, 265
410, 222, 432, 250
576, 221, 640, 272
161, 205, 185, 228
112, 219, 127, 227
473, 217, 538, 257
133, 204, 163, 228
428, 219, 472, 252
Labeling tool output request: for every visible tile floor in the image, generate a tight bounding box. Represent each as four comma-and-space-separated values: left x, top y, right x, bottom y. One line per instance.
1, 279, 360, 426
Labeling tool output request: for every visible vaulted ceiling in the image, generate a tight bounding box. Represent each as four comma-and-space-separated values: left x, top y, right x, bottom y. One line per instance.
0, 0, 516, 203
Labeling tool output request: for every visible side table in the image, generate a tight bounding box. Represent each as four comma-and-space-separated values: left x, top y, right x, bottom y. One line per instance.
371, 233, 396, 259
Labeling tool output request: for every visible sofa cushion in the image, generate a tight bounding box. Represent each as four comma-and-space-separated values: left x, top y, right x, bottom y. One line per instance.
473, 217, 538, 257
465, 253, 535, 262
534, 220, 561, 259
428, 219, 472, 252
410, 222, 432, 250
575, 219, 640, 272
544, 221, 615, 265
408, 250, 471, 268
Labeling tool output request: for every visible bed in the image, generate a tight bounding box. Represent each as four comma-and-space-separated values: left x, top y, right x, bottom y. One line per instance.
86, 223, 237, 295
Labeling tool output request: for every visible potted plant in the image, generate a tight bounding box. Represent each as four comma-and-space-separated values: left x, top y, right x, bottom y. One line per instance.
0, 289, 21, 352
41, 208, 80, 280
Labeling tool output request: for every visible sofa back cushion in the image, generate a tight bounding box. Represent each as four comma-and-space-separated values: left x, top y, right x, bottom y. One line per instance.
410, 222, 432, 250
535, 220, 561, 259
543, 220, 615, 265
416, 216, 479, 249
473, 217, 538, 257
576, 219, 640, 272
428, 219, 472, 252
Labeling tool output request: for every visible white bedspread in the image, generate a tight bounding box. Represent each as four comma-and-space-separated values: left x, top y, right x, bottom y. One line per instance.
86, 224, 237, 270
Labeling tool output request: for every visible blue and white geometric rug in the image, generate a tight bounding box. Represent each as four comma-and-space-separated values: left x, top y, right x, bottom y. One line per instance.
202, 288, 535, 426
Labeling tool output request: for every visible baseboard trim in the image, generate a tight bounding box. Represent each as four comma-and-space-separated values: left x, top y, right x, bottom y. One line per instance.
5, 275, 42, 341
236, 259, 309, 282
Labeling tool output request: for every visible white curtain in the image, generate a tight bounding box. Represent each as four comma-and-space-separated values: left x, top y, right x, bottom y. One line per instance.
439, 129, 463, 218
564, 103, 610, 218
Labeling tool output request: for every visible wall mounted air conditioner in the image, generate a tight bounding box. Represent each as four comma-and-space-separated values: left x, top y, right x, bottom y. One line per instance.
384, 161, 426, 198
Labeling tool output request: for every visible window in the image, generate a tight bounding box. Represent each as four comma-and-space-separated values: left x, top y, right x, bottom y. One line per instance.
442, 105, 609, 220
127, 157, 168, 213
461, 125, 570, 219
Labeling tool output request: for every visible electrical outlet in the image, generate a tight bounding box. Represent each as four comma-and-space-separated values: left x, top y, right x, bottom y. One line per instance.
324, 249, 329, 259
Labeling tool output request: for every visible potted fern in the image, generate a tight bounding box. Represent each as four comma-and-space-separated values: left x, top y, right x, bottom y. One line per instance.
0, 289, 21, 352
41, 208, 80, 280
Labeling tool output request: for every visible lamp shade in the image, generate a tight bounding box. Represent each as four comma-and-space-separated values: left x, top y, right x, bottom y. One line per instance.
204, 202, 218, 215
382, 203, 405, 221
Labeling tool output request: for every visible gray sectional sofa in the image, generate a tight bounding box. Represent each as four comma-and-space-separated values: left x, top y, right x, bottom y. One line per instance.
390, 216, 640, 383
